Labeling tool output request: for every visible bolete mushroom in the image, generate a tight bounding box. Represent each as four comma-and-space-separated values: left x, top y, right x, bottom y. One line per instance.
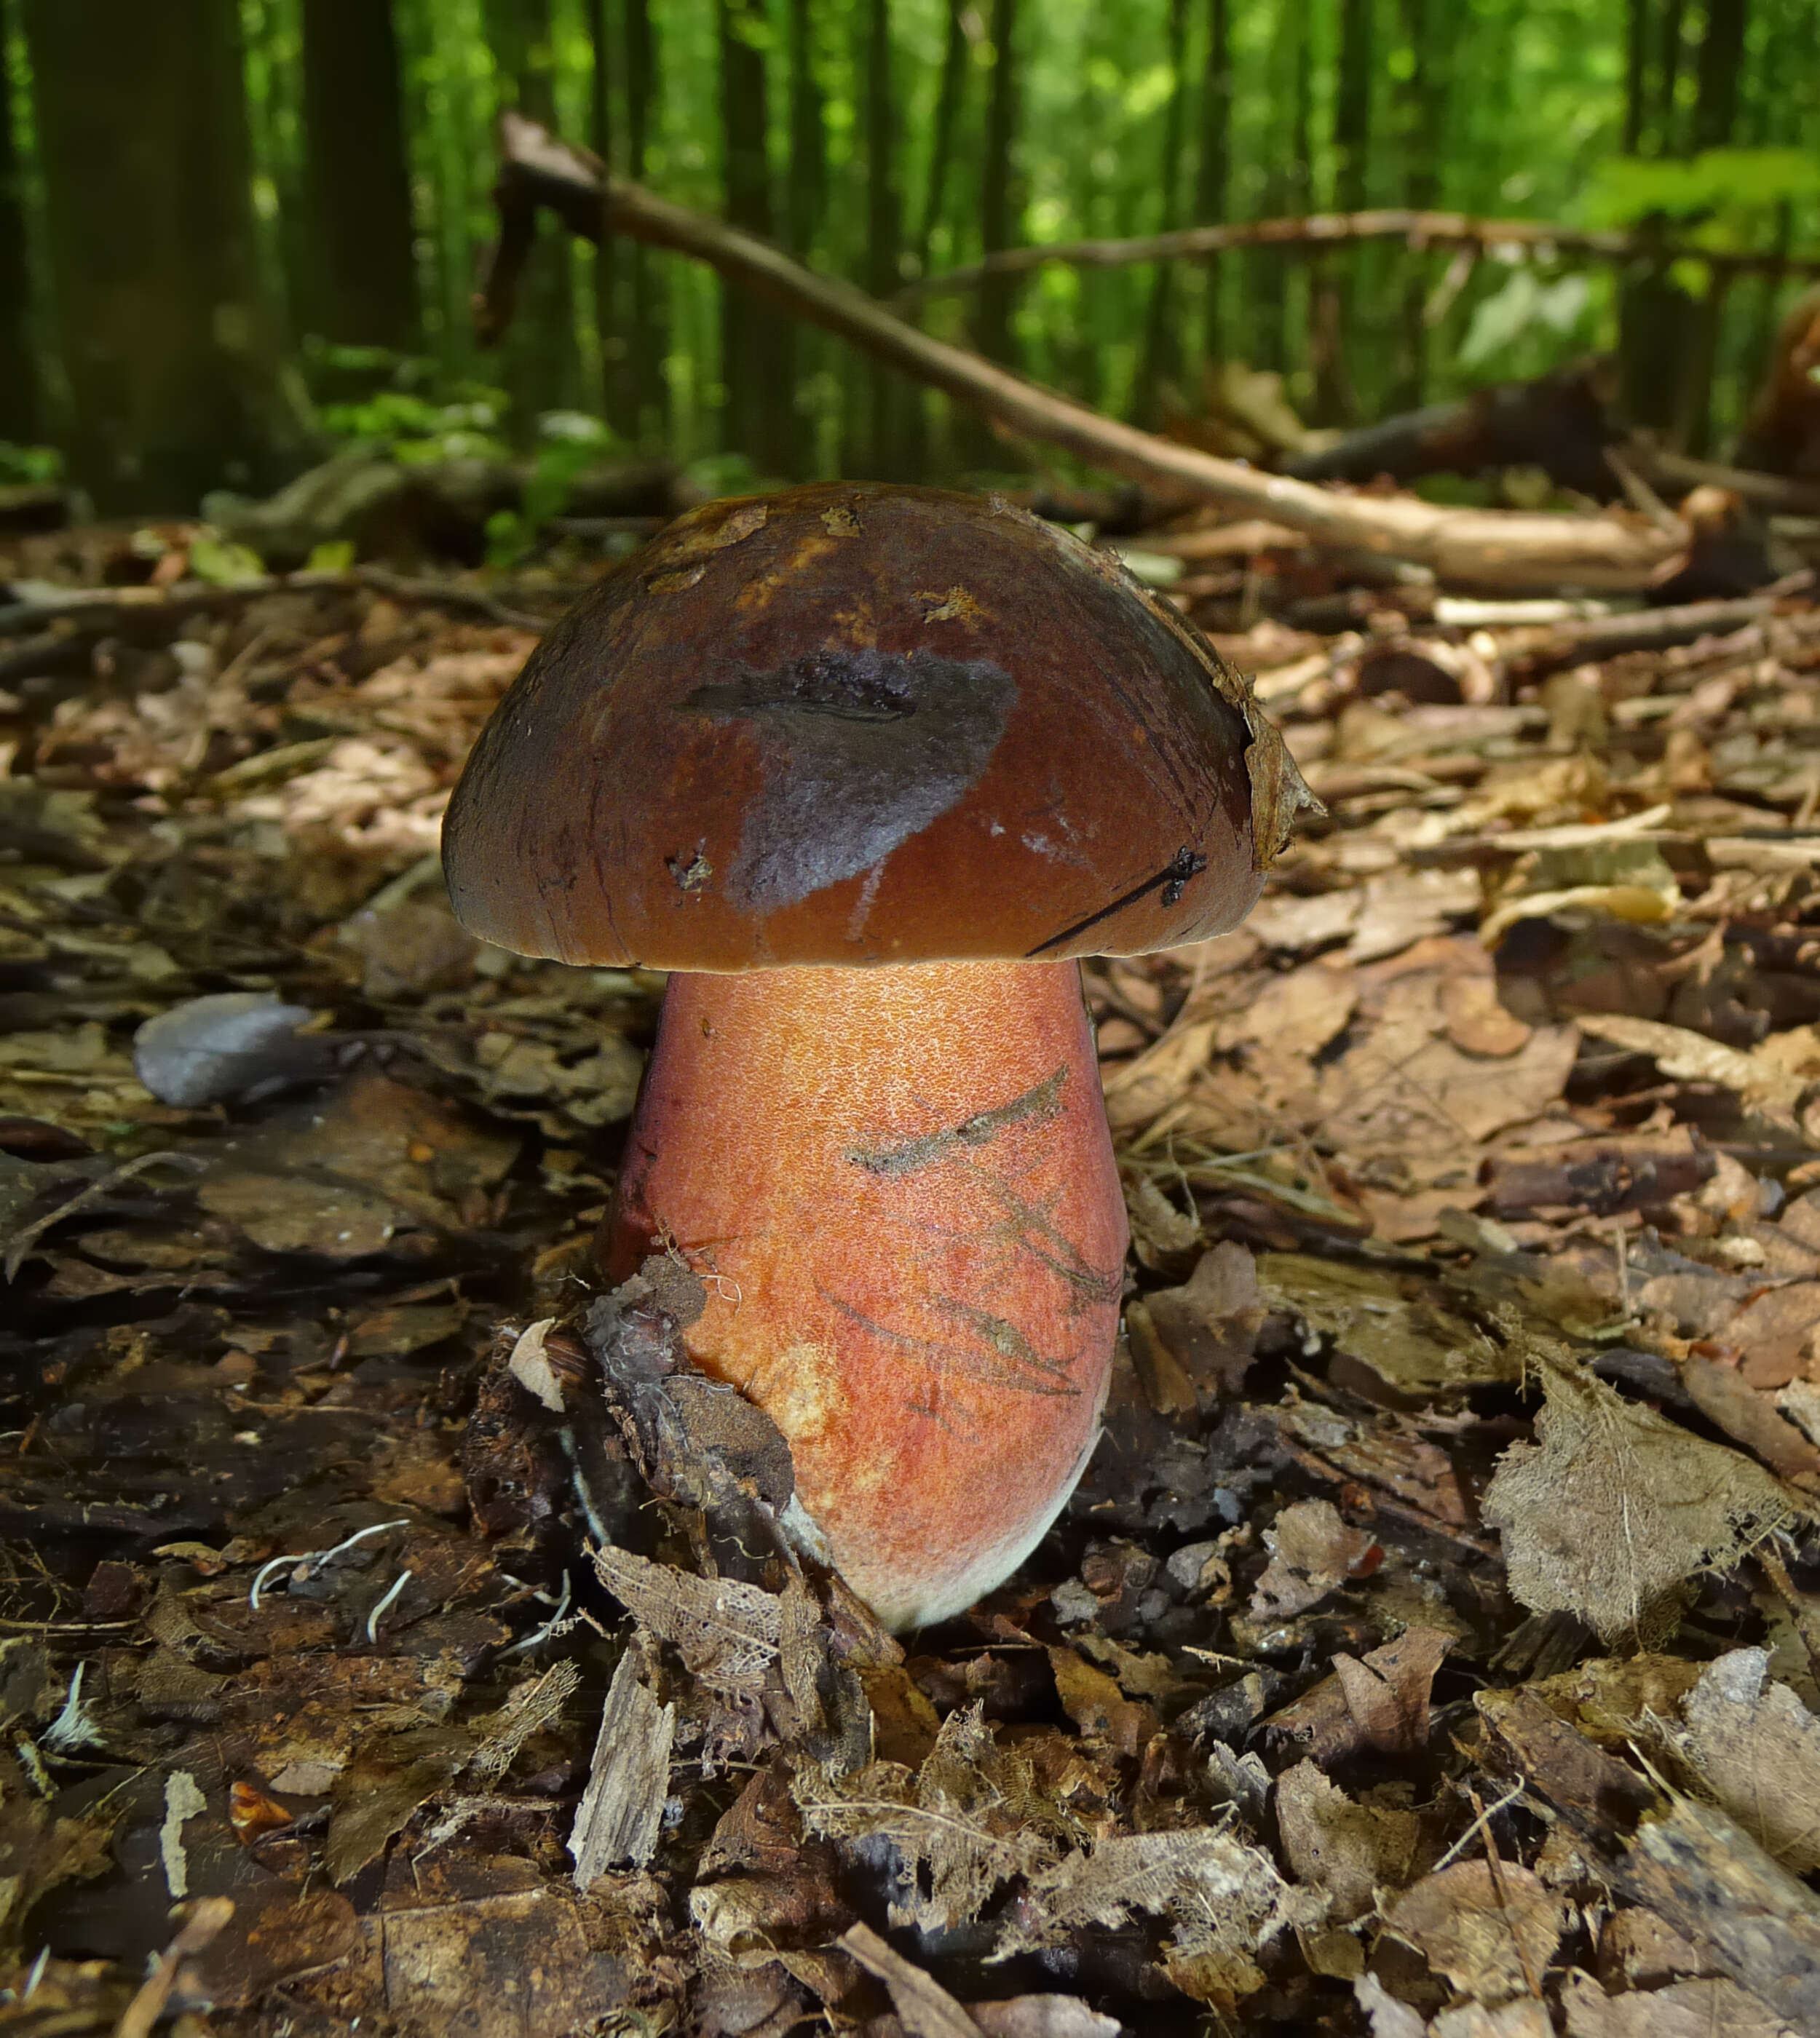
443, 483, 1313, 1630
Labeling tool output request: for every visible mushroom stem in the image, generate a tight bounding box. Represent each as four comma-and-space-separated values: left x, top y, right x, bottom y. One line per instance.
607, 959, 1128, 1630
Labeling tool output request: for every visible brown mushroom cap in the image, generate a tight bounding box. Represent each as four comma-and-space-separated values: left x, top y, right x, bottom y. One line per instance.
443, 483, 1308, 970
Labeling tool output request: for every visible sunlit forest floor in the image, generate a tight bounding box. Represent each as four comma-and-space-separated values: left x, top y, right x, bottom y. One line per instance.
4, 496, 1820, 2036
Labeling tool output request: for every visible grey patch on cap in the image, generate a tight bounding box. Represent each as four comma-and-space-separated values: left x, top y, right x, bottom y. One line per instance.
679, 647, 1016, 912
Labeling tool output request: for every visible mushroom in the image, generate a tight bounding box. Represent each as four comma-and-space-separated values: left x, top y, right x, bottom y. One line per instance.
443, 483, 1314, 1630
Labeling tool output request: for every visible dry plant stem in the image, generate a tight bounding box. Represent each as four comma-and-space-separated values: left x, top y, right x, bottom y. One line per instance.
608, 959, 1128, 1632
480, 114, 1685, 595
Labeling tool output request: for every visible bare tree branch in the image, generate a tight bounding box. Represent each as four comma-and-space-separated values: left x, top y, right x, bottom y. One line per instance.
897, 208, 1820, 307
479, 114, 1686, 593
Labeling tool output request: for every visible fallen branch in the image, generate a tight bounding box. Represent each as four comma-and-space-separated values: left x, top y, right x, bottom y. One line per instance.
1639, 446, 1820, 518
897, 207, 1820, 306
480, 116, 1685, 595
1505, 569, 1816, 675
0, 565, 555, 641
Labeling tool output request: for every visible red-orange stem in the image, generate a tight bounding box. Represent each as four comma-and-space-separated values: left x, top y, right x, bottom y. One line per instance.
609, 959, 1127, 1630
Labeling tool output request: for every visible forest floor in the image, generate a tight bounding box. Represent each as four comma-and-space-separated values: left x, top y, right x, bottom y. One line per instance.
2, 501, 1820, 2038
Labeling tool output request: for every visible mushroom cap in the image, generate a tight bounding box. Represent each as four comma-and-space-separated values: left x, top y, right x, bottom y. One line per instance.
443, 483, 1309, 970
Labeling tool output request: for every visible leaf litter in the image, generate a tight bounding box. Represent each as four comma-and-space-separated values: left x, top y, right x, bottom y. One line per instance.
3, 528, 1820, 2032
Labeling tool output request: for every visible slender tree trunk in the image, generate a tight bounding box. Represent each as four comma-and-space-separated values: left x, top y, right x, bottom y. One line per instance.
784, 0, 829, 472
587, 0, 625, 421
856, 0, 911, 475
916, 0, 969, 279
786, 0, 828, 261
1393, 0, 1444, 409
1136, 0, 1191, 425
1693, 0, 1749, 150
0, 9, 39, 443
1196, 0, 1231, 362
1623, 0, 1650, 154
21, 0, 304, 509
623, 0, 666, 443
297, 0, 419, 352
1251, 0, 1310, 374
976, 0, 1021, 373
719, 0, 796, 476
1315, 0, 1372, 422
1656, 0, 1686, 154
486, 0, 578, 428
1678, 0, 1751, 450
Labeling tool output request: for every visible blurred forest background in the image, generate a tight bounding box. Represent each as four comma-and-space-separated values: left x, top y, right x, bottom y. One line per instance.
1, 0, 1819, 525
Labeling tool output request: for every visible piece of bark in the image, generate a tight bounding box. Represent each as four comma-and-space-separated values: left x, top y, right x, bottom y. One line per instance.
1483, 1133, 1714, 1218
837, 1922, 981, 2038
480, 114, 1686, 595
568, 1649, 676, 1882
1613, 1796, 1820, 2035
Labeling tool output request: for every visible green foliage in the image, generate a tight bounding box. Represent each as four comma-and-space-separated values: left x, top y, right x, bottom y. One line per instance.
483, 410, 619, 568
0, 443, 63, 485
320, 386, 513, 467
1585, 149, 1820, 231
187, 531, 268, 585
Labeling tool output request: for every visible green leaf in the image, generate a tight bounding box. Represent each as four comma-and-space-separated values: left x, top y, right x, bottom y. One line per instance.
187, 533, 266, 586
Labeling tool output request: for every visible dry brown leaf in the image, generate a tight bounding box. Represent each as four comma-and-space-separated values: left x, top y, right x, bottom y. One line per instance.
590, 1543, 780, 1694
796, 1704, 1070, 1934
1678, 1647, 1820, 1874
1222, 961, 1358, 1058
1331, 1625, 1453, 1756
969, 1998, 1122, 2038
1249, 1500, 1380, 1622
994, 1825, 1324, 1999
1046, 1648, 1159, 1756
1275, 1759, 1420, 1920
1481, 1353, 1798, 1641
1385, 1857, 1564, 2005
1560, 1969, 1794, 2038
1102, 1017, 1219, 1134
1257, 1253, 1516, 1398
1576, 1015, 1819, 1133
1140, 1241, 1265, 1398
1315, 948, 1578, 1157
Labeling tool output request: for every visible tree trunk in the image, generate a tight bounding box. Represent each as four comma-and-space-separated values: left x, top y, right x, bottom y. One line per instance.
1693, 0, 1749, 151
297, 0, 419, 353
786, 0, 828, 261
1196, 0, 1231, 362
0, 15, 39, 444
915, 0, 969, 279
719, 0, 796, 477
1315, 0, 1372, 423
21, 0, 304, 510
1677, 0, 1751, 451
1623, 0, 1650, 154
856, 0, 911, 476
1393, 0, 1444, 411
486, 0, 579, 428
1136, 0, 1192, 426
623, 0, 667, 443
1655, 0, 1687, 154
587, 0, 624, 421
976, 0, 1021, 374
